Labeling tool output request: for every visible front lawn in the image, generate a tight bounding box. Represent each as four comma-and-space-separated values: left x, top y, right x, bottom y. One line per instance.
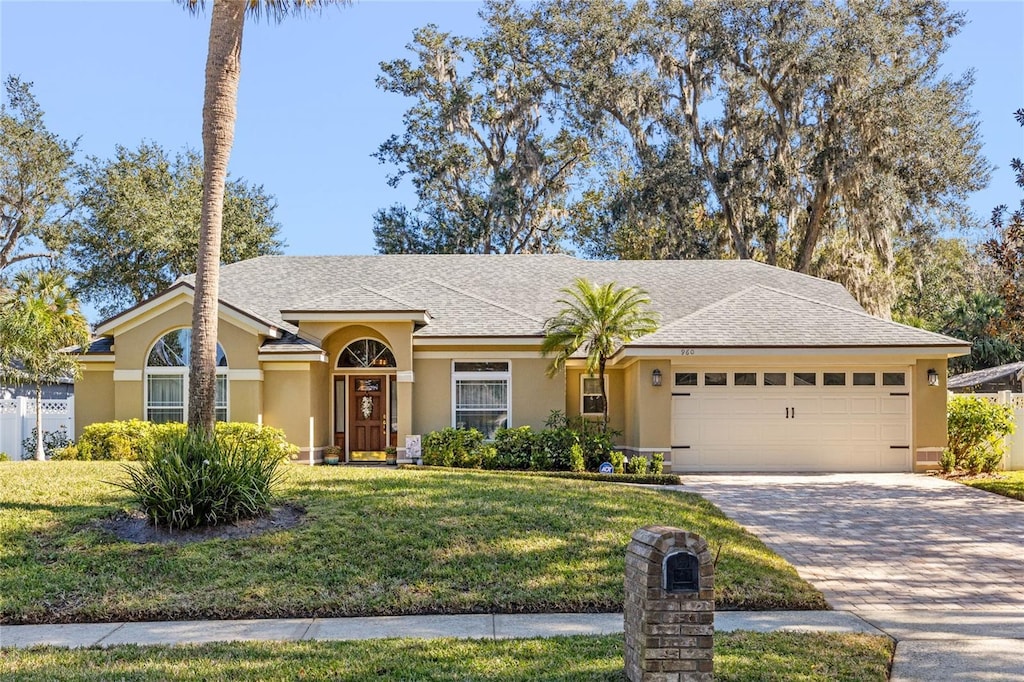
0, 633, 894, 681
0, 462, 825, 624
957, 471, 1024, 501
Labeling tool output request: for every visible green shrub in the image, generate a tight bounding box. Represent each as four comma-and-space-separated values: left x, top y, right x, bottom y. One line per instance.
52, 444, 79, 460
609, 450, 625, 474
453, 429, 485, 468
0, 452, 9, 462
480, 444, 498, 469
423, 427, 485, 468
627, 455, 649, 475
111, 430, 287, 530
944, 396, 1016, 474
22, 426, 72, 460
650, 452, 664, 475
568, 442, 585, 472
544, 410, 618, 470
74, 420, 296, 462
78, 419, 163, 461
492, 426, 537, 470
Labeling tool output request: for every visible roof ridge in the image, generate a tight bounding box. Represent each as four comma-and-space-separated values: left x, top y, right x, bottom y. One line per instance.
650, 286, 761, 333
751, 284, 969, 343
355, 284, 423, 310
423, 278, 545, 324
742, 260, 859, 302
292, 285, 422, 311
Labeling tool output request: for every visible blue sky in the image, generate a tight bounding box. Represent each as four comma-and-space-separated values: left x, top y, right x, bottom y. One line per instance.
1, 0, 1022, 262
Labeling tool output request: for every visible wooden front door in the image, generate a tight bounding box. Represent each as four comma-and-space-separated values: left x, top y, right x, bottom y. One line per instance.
349, 375, 386, 461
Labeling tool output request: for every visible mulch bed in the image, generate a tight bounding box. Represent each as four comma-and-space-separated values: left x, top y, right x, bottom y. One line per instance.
96, 504, 305, 545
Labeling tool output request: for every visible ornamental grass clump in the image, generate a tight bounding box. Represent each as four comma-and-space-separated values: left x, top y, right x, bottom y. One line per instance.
113, 431, 287, 530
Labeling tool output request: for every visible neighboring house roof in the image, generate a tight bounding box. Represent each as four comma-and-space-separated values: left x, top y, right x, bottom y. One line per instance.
88, 255, 968, 354
947, 362, 1024, 389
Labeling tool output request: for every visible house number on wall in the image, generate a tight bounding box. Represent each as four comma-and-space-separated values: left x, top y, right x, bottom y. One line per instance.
680, 349, 696, 356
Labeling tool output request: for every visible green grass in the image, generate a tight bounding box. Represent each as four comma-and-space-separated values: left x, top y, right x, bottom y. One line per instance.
0, 633, 894, 681
0, 462, 826, 624
958, 471, 1024, 501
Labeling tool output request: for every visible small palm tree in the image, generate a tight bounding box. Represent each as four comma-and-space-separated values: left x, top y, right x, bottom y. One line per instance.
180, 0, 350, 434
541, 278, 659, 431
0, 271, 90, 460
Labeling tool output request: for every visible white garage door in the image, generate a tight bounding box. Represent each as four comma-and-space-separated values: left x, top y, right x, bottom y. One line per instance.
671, 369, 912, 472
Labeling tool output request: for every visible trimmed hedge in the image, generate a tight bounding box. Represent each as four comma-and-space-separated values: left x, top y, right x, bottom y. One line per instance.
61, 420, 298, 462
400, 464, 682, 486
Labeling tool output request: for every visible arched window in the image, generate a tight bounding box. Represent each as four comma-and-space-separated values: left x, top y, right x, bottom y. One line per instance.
337, 339, 396, 368
145, 329, 228, 423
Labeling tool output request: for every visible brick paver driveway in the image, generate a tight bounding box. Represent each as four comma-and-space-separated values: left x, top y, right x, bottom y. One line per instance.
682, 474, 1024, 611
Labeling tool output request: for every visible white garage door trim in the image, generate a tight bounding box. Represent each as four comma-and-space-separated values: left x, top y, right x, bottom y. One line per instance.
670, 368, 912, 473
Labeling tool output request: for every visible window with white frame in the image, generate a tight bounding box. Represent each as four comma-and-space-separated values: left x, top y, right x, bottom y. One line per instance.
146, 329, 228, 423
581, 375, 606, 416
452, 361, 509, 438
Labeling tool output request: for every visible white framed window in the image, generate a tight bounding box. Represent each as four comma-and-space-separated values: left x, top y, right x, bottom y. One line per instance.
452, 361, 510, 439
145, 329, 228, 423
581, 375, 607, 415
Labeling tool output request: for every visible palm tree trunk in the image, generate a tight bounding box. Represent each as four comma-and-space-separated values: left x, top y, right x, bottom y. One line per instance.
599, 358, 608, 433
34, 382, 44, 461
189, 0, 245, 435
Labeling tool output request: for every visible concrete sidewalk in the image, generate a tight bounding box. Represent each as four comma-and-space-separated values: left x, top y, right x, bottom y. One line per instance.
1, 610, 883, 649
4, 610, 1024, 680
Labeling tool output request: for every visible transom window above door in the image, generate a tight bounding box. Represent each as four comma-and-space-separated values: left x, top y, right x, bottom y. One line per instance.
338, 339, 396, 368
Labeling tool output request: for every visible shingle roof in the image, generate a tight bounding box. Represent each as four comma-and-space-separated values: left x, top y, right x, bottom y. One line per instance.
174, 254, 965, 350
947, 361, 1024, 389
634, 285, 966, 347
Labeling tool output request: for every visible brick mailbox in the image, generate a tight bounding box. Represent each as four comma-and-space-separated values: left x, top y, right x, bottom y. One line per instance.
624, 525, 715, 681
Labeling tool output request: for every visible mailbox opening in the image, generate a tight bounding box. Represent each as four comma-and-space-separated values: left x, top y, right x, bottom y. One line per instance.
663, 550, 700, 593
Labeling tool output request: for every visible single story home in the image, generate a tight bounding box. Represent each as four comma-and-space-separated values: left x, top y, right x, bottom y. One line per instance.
75, 255, 969, 472
947, 361, 1024, 394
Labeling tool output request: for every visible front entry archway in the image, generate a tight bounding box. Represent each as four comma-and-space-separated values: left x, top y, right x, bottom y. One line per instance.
334, 338, 398, 463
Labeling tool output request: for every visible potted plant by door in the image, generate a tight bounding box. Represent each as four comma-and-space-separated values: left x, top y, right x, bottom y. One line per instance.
385, 447, 397, 466
323, 445, 342, 466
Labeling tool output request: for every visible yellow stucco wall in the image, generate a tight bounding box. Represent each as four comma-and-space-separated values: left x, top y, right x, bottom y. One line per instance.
113, 300, 259, 370
263, 367, 313, 459
411, 358, 449, 435
913, 357, 949, 470
75, 367, 115, 438
631, 359, 672, 451
510, 358, 564, 430
228, 378, 261, 424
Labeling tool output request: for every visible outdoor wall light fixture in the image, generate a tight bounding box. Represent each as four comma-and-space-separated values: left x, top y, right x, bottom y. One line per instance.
652, 368, 663, 387
927, 368, 939, 387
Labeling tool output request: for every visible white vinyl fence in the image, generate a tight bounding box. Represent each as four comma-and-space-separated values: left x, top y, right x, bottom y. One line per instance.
0, 397, 74, 460
963, 391, 1024, 470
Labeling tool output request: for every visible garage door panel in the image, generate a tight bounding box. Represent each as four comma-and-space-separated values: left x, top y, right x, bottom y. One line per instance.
713, 396, 760, 415
820, 398, 850, 414
817, 422, 851, 441
850, 423, 881, 441
850, 397, 879, 414
880, 422, 910, 443
880, 397, 911, 415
